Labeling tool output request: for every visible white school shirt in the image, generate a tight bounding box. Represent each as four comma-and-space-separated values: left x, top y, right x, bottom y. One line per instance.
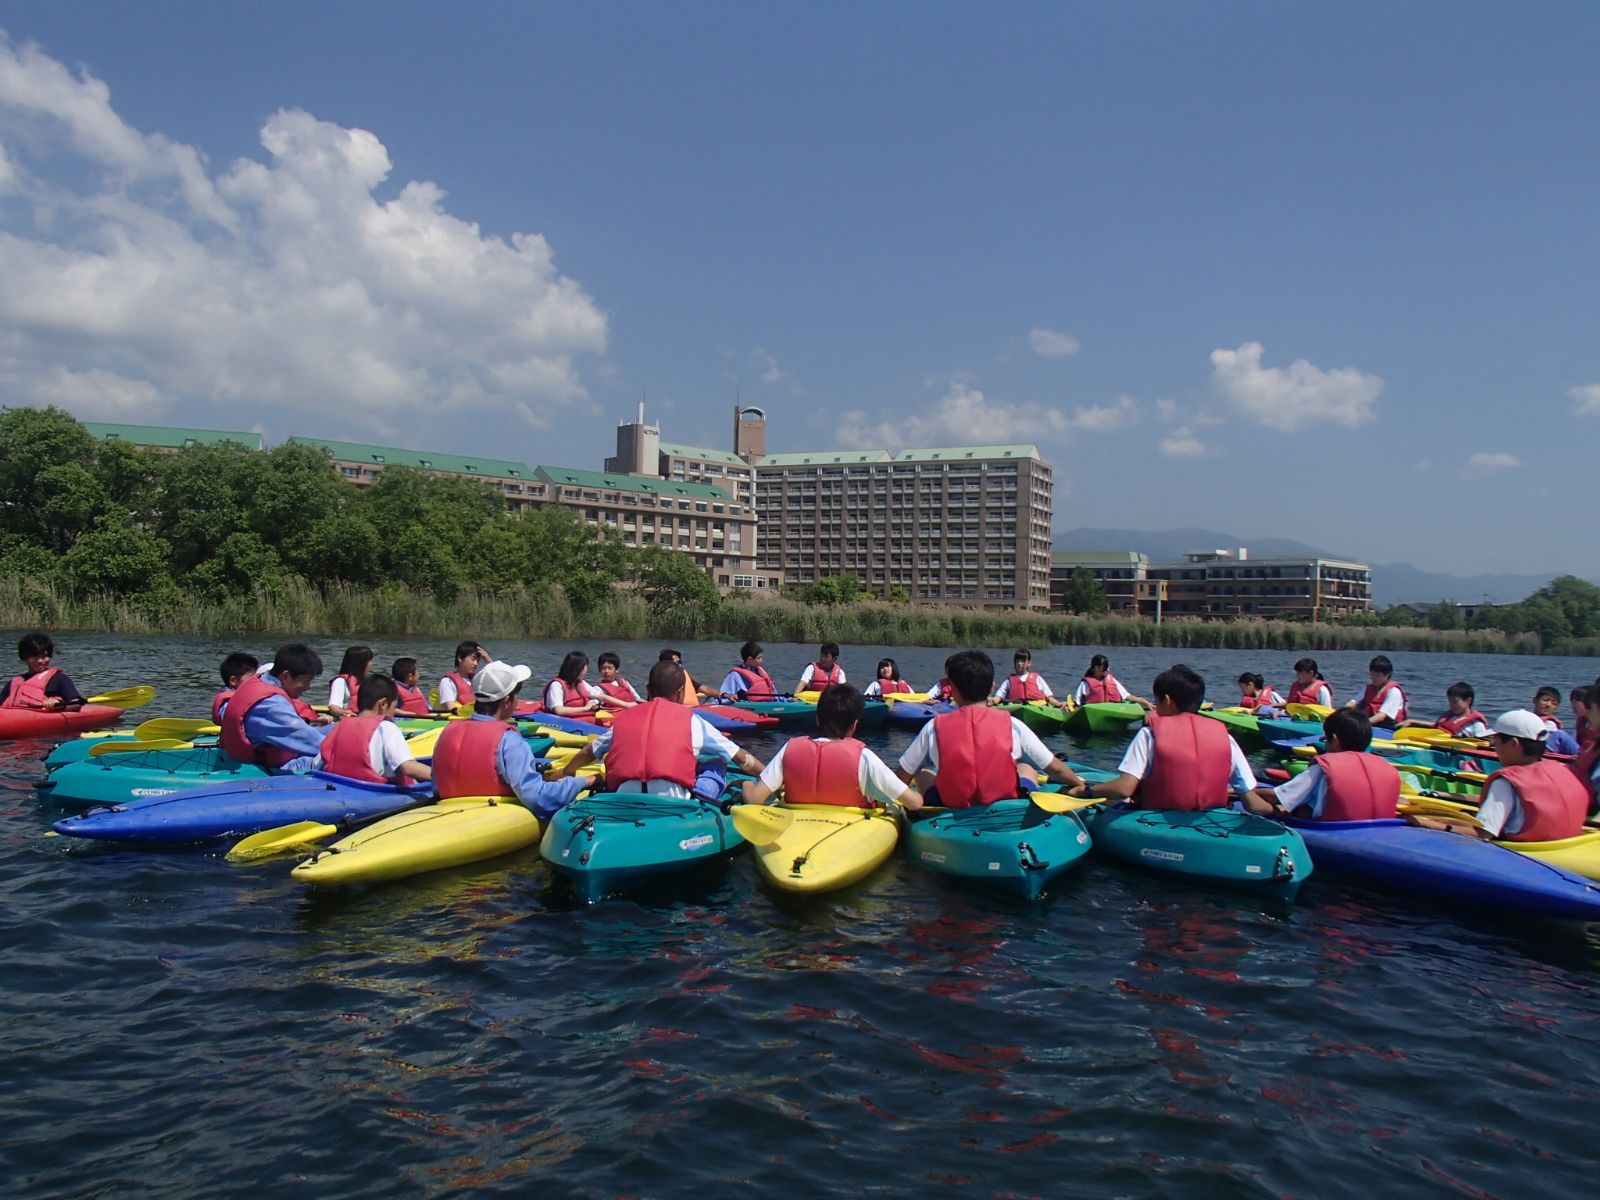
543, 679, 602, 710
1373, 686, 1406, 722
590, 714, 741, 799
863, 678, 917, 699
438, 675, 466, 707
1271, 764, 1327, 816
1474, 777, 1525, 838
1116, 726, 1259, 793
897, 714, 1055, 777
313, 720, 415, 778
1293, 682, 1333, 707
797, 663, 847, 688
993, 672, 1055, 702
328, 676, 353, 710
1071, 676, 1131, 705
757, 738, 906, 806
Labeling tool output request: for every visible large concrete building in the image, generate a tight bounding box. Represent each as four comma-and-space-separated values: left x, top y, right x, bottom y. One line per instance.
1050, 551, 1168, 616
287, 437, 548, 512
83, 421, 265, 453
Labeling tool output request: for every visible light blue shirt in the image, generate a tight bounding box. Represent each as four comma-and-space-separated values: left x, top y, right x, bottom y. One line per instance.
473, 715, 584, 818
243, 674, 327, 772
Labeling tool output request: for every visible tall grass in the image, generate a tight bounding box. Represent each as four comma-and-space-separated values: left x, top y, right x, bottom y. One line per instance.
0, 578, 1549, 655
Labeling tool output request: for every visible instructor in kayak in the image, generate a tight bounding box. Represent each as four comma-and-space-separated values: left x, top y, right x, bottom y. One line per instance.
219, 643, 329, 772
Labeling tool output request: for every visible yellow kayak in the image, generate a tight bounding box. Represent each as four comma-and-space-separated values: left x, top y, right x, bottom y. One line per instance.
751, 804, 900, 894
290, 798, 541, 886
1399, 798, 1600, 880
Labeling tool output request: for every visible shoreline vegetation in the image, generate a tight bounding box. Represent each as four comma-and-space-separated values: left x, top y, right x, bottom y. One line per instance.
6, 577, 1595, 656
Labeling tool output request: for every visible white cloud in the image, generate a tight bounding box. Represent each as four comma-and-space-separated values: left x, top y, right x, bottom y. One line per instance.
1027, 328, 1080, 358
1159, 427, 1208, 458
0, 35, 606, 435
1209, 341, 1382, 432
1466, 451, 1521, 473
838, 380, 1136, 449
0, 142, 15, 193
1063, 394, 1139, 433
750, 348, 783, 385
1569, 384, 1600, 417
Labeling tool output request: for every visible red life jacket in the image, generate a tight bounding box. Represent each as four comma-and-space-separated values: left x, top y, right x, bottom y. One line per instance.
1486, 760, 1590, 842
1315, 752, 1401, 821
1435, 710, 1488, 736
595, 677, 638, 704
1359, 681, 1408, 722
211, 688, 234, 725
432, 719, 516, 799
317, 714, 393, 786
395, 682, 431, 715
1079, 673, 1121, 705
932, 706, 1019, 808
1, 667, 57, 710
1288, 678, 1331, 706
334, 672, 360, 709
876, 679, 913, 696
443, 670, 475, 707
1137, 713, 1233, 812
219, 675, 299, 768
604, 698, 699, 790
1578, 718, 1594, 749
730, 664, 778, 699
783, 738, 869, 808
1007, 673, 1047, 703
547, 678, 590, 710
291, 696, 320, 723
809, 662, 843, 689
1570, 737, 1599, 805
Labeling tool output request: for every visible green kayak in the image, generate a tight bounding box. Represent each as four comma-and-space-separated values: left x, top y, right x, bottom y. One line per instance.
1200, 709, 1261, 739
1062, 702, 1147, 737
1001, 701, 1069, 737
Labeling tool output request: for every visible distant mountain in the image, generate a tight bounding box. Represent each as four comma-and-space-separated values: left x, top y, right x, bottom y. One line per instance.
1051, 527, 1569, 607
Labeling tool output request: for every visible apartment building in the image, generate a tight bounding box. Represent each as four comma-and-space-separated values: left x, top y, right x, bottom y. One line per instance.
1151, 549, 1372, 619
603, 406, 755, 502
84, 421, 265, 453
1050, 551, 1168, 616
287, 437, 547, 511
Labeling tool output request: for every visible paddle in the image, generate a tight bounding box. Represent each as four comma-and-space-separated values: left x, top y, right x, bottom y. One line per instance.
730, 803, 793, 845
87, 685, 155, 709
226, 820, 341, 863
134, 717, 220, 740
88, 737, 191, 757
1023, 790, 1104, 815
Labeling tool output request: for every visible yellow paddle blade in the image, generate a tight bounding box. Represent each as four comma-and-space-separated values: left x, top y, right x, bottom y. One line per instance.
795, 690, 822, 704
1025, 790, 1103, 814
532, 727, 595, 748
226, 820, 340, 863
883, 692, 931, 704
87, 685, 155, 709
1392, 727, 1450, 744
403, 726, 444, 756
134, 717, 219, 740
730, 803, 793, 845
89, 738, 191, 756
429, 687, 441, 707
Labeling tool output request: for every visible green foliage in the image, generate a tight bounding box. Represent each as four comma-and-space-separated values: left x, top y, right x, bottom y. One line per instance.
1424, 600, 1461, 631
888, 586, 911, 604
59, 516, 172, 597
1378, 604, 1417, 627
1063, 567, 1108, 614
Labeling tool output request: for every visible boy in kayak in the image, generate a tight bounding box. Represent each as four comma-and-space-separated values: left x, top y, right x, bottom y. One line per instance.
897, 650, 1087, 806
1069, 664, 1257, 810
390, 658, 433, 716
212, 651, 260, 724
795, 642, 847, 693
592, 651, 643, 708
1533, 686, 1565, 733
1414, 710, 1591, 842
219, 643, 329, 772
741, 684, 920, 810
558, 660, 765, 798
1571, 689, 1599, 805
1345, 655, 1407, 728
992, 649, 1060, 707
1, 633, 85, 711
1401, 681, 1488, 739
658, 648, 722, 705
719, 641, 779, 700
431, 660, 584, 817
313, 674, 433, 786
1243, 709, 1400, 820
438, 640, 489, 713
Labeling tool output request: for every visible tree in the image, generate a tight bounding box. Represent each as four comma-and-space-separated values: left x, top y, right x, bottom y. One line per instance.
1378, 604, 1417, 627
1425, 601, 1461, 631
59, 515, 172, 596
635, 545, 719, 611
0, 408, 109, 552
888, 586, 911, 604
1063, 567, 1108, 614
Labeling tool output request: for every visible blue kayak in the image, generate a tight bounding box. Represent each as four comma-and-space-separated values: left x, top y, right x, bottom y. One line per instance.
540, 792, 745, 902
52, 773, 429, 845
886, 700, 954, 729
909, 799, 1091, 899
1088, 805, 1312, 900
1285, 817, 1600, 920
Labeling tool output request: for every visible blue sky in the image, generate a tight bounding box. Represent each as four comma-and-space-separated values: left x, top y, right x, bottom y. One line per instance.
1, 3, 1596, 576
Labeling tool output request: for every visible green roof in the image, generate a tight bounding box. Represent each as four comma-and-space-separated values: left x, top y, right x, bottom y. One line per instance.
894, 445, 1040, 462
1052, 550, 1150, 565
658, 441, 748, 467
84, 421, 264, 451
755, 449, 893, 466
289, 437, 532, 479
535, 465, 734, 502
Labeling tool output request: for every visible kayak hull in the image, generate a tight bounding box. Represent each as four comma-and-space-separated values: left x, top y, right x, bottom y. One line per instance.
1200, 709, 1260, 739
0, 704, 125, 741
43, 744, 270, 809
1062, 702, 1146, 737
1089, 806, 1312, 900
751, 804, 899, 894
292, 798, 539, 886
909, 799, 1092, 899
884, 699, 953, 729
1001, 702, 1069, 737
540, 793, 744, 902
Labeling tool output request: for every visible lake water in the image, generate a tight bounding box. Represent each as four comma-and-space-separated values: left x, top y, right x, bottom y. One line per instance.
4, 633, 1598, 1198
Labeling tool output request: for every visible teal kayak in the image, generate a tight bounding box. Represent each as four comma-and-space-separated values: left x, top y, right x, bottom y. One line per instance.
43, 744, 270, 808
1061, 702, 1146, 737
733, 699, 888, 730
1088, 805, 1312, 900
1000, 701, 1069, 737
540, 792, 746, 902
909, 799, 1091, 899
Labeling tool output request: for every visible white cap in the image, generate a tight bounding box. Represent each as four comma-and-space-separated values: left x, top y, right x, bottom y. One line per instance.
473, 660, 532, 702
1491, 709, 1548, 741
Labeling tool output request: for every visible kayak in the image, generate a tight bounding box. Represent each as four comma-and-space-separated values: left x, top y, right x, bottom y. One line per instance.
45, 730, 153, 770
751, 804, 900, 894
42, 744, 270, 809
1285, 818, 1600, 920
1061, 702, 1146, 737
291, 798, 540, 886
0, 704, 125, 741
540, 792, 745, 902
697, 703, 778, 729
908, 799, 1092, 899
884, 698, 953, 728
1491, 830, 1600, 883
733, 698, 889, 731
52, 773, 427, 845
1088, 805, 1312, 901
1001, 701, 1069, 737
1200, 709, 1260, 739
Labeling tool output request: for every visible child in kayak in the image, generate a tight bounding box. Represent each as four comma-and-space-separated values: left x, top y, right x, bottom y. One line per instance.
1346, 655, 1407, 728
1070, 654, 1150, 709
438, 640, 489, 713
390, 658, 433, 716
795, 642, 847, 693
592, 651, 643, 708
212, 651, 259, 724
1236, 673, 1285, 712
1243, 709, 1400, 821
993, 649, 1060, 707
1533, 686, 1565, 732
1571, 689, 1599, 805
558, 660, 765, 799
219, 643, 329, 771
897, 650, 1086, 806
313, 674, 433, 786
863, 657, 915, 698
1070, 664, 1257, 810
1414, 710, 1590, 842
719, 641, 779, 701
327, 645, 373, 719
742, 684, 920, 810
1286, 658, 1333, 707
1401, 681, 1488, 738
1, 633, 85, 711
544, 650, 603, 717
658, 648, 722, 705
431, 660, 584, 818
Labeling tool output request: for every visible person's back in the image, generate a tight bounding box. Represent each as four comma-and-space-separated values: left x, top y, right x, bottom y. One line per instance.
433, 717, 518, 799
744, 685, 918, 811
931, 704, 1020, 807
1137, 712, 1233, 811
316, 675, 432, 787
604, 698, 700, 793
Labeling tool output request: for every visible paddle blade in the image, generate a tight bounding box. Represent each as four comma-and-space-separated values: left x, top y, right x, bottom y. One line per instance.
1025, 790, 1102, 815
1285, 703, 1334, 721
89, 738, 191, 756
87, 685, 155, 709
730, 803, 793, 845
227, 821, 341, 863
134, 717, 220, 740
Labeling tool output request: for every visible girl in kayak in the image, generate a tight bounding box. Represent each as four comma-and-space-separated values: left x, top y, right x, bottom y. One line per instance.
1286, 658, 1333, 707
1236, 673, 1284, 711
545, 650, 603, 717
993, 649, 1061, 707
1, 633, 85, 711
743, 684, 919, 809
327, 645, 373, 719
1069, 654, 1150, 709
438, 640, 489, 713
1244, 709, 1400, 821
212, 651, 260, 724
313, 674, 433, 786
863, 657, 914, 699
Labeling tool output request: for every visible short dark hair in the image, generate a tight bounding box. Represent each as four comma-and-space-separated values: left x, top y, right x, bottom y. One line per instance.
1014, 648, 1033, 662
1368, 655, 1393, 677
876, 656, 899, 680
1500, 732, 1547, 760
357, 672, 399, 711
1535, 685, 1561, 705
473, 693, 514, 715
648, 659, 686, 699
1446, 681, 1475, 704
454, 640, 482, 665
391, 657, 419, 682
337, 645, 373, 676
819, 642, 840, 658
1574, 685, 1593, 705
1293, 657, 1321, 677
598, 651, 621, 670
17, 633, 53, 660
816, 683, 865, 738
1323, 707, 1373, 752
1152, 664, 1205, 712
945, 650, 994, 702
274, 643, 322, 679
658, 648, 681, 662
557, 650, 589, 685
220, 651, 259, 685
740, 641, 763, 661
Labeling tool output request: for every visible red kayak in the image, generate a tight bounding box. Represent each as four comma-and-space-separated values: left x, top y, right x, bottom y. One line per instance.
697, 704, 778, 728
0, 704, 125, 740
